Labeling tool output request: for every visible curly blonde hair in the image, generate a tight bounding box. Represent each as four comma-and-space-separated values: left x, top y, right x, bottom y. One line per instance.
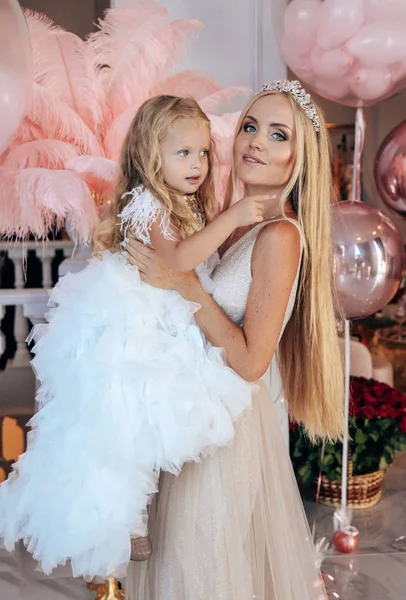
224, 91, 344, 442
95, 95, 218, 252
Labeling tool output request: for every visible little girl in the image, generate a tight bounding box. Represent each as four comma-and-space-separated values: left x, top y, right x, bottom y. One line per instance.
0, 96, 267, 580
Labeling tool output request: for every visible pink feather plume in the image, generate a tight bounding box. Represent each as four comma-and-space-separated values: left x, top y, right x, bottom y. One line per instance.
1, 1, 247, 241
2, 140, 81, 171
67, 156, 119, 195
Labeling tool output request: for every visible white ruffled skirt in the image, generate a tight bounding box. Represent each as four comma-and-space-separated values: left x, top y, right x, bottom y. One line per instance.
126, 379, 326, 600
0, 251, 253, 580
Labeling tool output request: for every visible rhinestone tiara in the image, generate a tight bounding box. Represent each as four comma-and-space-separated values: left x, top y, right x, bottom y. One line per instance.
259, 80, 320, 133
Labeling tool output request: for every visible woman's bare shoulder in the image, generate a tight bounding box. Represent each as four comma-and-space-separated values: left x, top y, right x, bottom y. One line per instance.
253, 219, 301, 265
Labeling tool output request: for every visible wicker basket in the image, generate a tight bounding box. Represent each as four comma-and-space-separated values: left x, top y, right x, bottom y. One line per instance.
317, 460, 386, 509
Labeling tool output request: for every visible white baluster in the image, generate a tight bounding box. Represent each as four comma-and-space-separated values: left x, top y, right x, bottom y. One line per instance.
7, 251, 31, 367
39, 248, 54, 289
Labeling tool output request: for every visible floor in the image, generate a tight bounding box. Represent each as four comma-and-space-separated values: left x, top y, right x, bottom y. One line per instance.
0, 367, 405, 599
306, 452, 406, 600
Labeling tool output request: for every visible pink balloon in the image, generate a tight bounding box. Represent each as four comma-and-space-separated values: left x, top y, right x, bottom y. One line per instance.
347, 23, 406, 68
280, 35, 315, 82
375, 120, 406, 218
0, 69, 26, 151
311, 46, 353, 79
349, 66, 392, 102
313, 76, 351, 100
279, 0, 406, 106
0, 0, 32, 154
391, 61, 406, 84
365, 0, 406, 20
317, 0, 364, 51
333, 202, 405, 319
283, 0, 320, 53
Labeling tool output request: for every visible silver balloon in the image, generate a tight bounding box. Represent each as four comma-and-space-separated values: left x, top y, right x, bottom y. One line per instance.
332, 201, 405, 319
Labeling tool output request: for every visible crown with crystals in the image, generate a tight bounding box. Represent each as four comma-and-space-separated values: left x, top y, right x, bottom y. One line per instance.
259, 80, 320, 133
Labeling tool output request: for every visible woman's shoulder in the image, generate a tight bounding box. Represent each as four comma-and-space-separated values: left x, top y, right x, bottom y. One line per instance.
257, 218, 301, 247
252, 218, 302, 270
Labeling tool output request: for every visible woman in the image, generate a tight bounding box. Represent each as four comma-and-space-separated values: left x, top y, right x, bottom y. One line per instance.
124, 80, 344, 599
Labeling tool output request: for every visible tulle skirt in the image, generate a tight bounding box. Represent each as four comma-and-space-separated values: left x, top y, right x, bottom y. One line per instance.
125, 380, 326, 600
0, 251, 253, 580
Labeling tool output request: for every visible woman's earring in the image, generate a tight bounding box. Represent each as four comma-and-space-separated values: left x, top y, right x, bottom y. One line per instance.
121, 237, 129, 248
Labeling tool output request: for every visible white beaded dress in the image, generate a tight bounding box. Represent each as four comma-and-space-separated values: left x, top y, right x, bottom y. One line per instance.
126, 220, 326, 600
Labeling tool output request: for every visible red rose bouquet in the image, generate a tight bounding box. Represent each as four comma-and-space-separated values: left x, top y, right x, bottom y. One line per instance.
290, 377, 406, 487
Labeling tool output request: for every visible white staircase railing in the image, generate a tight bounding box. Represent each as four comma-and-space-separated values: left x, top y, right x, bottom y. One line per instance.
0, 240, 75, 367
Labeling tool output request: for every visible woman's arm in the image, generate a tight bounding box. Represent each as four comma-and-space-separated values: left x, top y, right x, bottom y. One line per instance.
126, 220, 301, 382
180, 220, 301, 381
149, 195, 268, 272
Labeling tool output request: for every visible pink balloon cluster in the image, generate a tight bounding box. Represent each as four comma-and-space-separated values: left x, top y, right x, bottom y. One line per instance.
281, 0, 406, 106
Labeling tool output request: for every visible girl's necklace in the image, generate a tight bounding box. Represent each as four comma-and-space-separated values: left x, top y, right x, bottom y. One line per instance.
184, 193, 206, 229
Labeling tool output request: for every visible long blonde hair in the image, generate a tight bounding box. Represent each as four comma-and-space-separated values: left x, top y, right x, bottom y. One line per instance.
95, 95, 218, 252
225, 91, 344, 441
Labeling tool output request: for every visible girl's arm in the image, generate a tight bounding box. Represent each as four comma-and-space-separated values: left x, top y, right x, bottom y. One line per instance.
149, 195, 268, 272
127, 220, 301, 381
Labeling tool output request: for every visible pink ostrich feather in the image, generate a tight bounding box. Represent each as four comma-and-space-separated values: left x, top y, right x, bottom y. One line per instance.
2, 140, 81, 171
151, 70, 223, 99
28, 83, 103, 156
199, 88, 250, 114
67, 156, 119, 195
13, 169, 97, 242
88, 2, 202, 122
0, 1, 248, 242
0, 168, 19, 238
209, 112, 241, 164
103, 103, 143, 161
25, 11, 102, 132
209, 113, 242, 205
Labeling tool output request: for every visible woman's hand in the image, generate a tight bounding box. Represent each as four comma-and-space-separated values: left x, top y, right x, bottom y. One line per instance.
125, 238, 198, 292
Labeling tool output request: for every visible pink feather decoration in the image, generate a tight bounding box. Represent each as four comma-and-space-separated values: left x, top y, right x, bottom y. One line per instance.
199, 88, 250, 114
28, 83, 103, 156
25, 11, 102, 132
0, 168, 19, 237
13, 169, 97, 242
88, 3, 202, 122
2, 140, 80, 171
103, 103, 143, 161
209, 113, 242, 205
209, 112, 241, 164
151, 70, 223, 99
1, 0, 247, 241
66, 156, 119, 195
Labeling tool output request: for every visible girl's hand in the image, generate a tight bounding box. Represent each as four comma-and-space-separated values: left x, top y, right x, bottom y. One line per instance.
228, 195, 270, 227
125, 238, 198, 291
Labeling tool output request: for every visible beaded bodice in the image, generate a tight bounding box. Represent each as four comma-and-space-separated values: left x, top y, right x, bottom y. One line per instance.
211, 220, 303, 329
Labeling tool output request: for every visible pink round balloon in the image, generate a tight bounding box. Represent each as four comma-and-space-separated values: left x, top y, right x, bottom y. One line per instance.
278, 0, 406, 107
0, 0, 32, 154
0, 69, 26, 152
313, 75, 351, 101
346, 23, 406, 68
283, 0, 320, 53
349, 66, 392, 102
311, 46, 353, 79
317, 0, 364, 51
333, 202, 405, 319
281, 35, 315, 82
375, 120, 406, 218
365, 0, 406, 20
390, 60, 406, 84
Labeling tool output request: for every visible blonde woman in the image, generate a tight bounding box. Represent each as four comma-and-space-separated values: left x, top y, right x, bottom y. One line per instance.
125, 81, 344, 600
